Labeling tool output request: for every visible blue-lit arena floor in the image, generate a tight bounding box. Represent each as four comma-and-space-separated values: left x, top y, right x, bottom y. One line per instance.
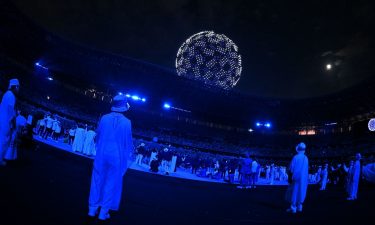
0, 142, 373, 225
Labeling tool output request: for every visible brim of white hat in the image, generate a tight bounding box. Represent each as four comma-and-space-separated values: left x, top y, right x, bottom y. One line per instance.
111, 106, 129, 112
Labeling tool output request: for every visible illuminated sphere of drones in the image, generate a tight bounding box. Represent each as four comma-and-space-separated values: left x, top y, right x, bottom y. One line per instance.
368, 118, 375, 131
176, 31, 242, 90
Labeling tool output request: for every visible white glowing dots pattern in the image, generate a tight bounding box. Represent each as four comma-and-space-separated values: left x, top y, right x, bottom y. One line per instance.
176, 31, 242, 90
368, 118, 375, 131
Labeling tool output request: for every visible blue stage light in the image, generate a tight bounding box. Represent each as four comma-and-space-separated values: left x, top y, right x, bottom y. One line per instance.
118, 92, 123, 95
47, 77, 53, 81
35, 62, 48, 70
163, 103, 171, 109
265, 122, 271, 128
256, 122, 261, 127
125, 94, 131, 98
141, 98, 146, 102
131, 95, 140, 101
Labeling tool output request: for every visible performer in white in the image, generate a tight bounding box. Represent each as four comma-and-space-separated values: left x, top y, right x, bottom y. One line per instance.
0, 79, 19, 166
83, 127, 96, 156
270, 164, 275, 185
51, 119, 59, 141
54, 121, 62, 141
266, 165, 271, 181
149, 149, 158, 167
135, 143, 145, 165
250, 158, 258, 188
68, 127, 75, 145
170, 152, 178, 173
320, 164, 329, 190
38, 115, 46, 136
160, 147, 171, 174
43, 114, 55, 139
286, 142, 309, 213
88, 94, 133, 222
315, 166, 322, 183
346, 153, 361, 200
5, 110, 26, 161
72, 125, 86, 153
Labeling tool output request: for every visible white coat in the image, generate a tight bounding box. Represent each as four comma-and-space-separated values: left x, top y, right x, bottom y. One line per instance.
347, 160, 361, 199
0, 91, 16, 161
89, 112, 133, 211
72, 127, 86, 152
5, 114, 26, 160
320, 168, 328, 190
83, 130, 96, 156
285, 151, 309, 206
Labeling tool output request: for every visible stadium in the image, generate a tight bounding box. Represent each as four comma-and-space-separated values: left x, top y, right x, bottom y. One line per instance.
0, 1, 374, 225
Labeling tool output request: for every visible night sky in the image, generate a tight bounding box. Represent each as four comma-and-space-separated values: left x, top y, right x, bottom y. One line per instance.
11, 0, 375, 98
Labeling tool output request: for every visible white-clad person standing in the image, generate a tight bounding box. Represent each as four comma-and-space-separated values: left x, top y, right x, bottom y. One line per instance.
83, 126, 96, 156
72, 124, 86, 153
320, 163, 329, 191
5, 110, 26, 161
286, 142, 309, 213
88, 94, 133, 222
346, 153, 361, 200
0, 78, 19, 166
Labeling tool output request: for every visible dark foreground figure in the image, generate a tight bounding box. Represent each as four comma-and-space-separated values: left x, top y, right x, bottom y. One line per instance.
0, 143, 373, 225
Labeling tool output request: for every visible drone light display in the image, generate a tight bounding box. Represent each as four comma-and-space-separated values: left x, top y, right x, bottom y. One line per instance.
368, 118, 375, 131
176, 31, 242, 90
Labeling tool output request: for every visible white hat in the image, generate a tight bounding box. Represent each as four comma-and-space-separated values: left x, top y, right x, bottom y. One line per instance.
8, 78, 19, 89
111, 94, 130, 112
296, 142, 306, 152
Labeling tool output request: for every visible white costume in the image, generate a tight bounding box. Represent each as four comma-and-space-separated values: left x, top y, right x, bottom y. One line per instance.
170, 155, 178, 173
5, 114, 26, 160
27, 114, 33, 125
52, 120, 59, 132
286, 143, 309, 213
46, 116, 54, 129
315, 167, 322, 183
347, 154, 361, 200
83, 130, 96, 156
38, 117, 46, 134
320, 165, 328, 190
88, 95, 132, 221
149, 151, 158, 166
266, 165, 271, 181
0, 89, 16, 164
72, 127, 86, 152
